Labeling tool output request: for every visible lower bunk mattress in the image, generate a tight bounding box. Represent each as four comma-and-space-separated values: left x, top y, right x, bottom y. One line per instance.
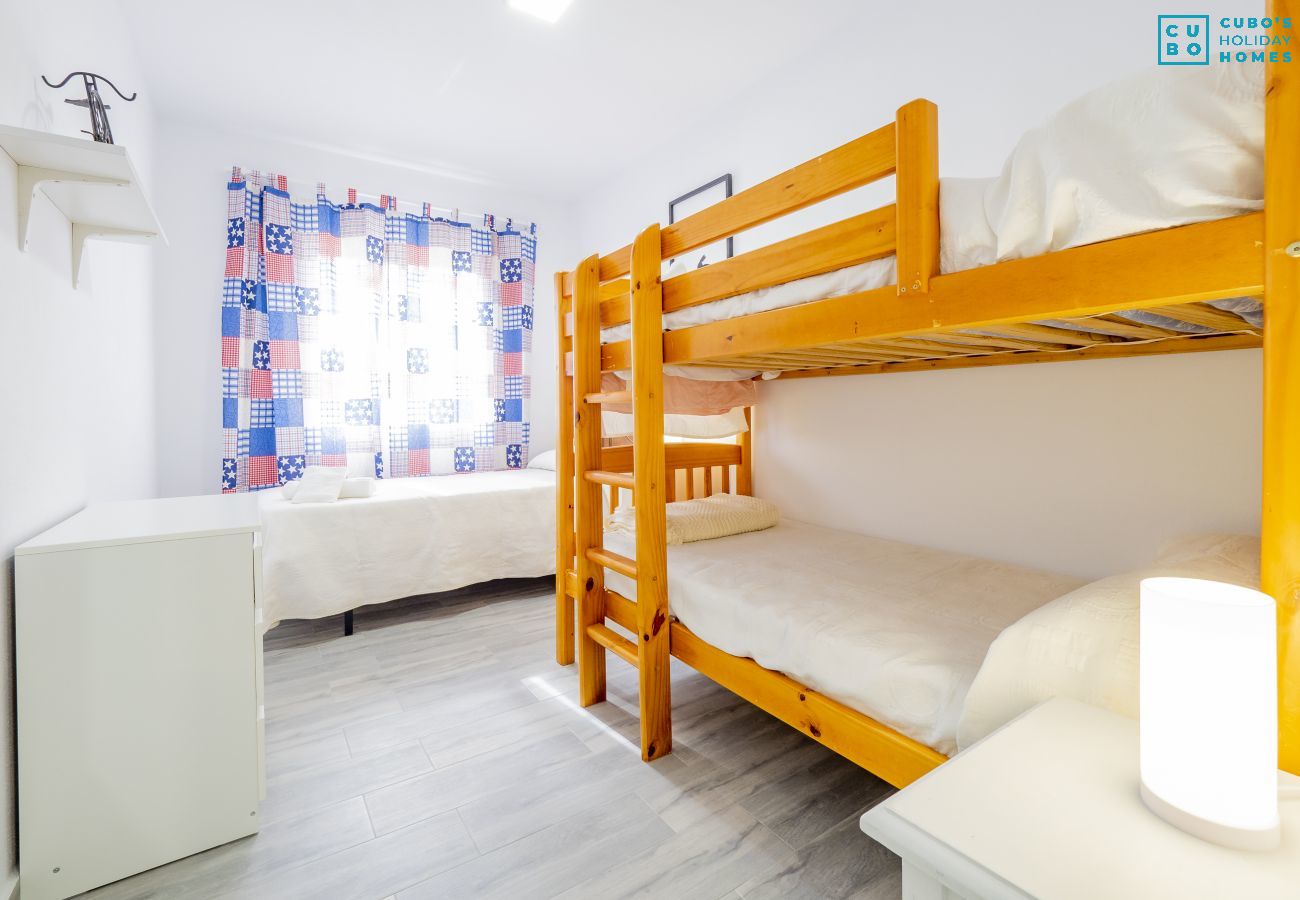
603, 520, 1082, 756
258, 469, 556, 628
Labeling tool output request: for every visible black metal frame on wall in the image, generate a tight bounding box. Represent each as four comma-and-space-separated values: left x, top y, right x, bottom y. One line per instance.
668, 174, 734, 265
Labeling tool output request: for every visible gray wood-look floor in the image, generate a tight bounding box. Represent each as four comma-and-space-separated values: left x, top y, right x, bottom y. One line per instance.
81, 578, 901, 900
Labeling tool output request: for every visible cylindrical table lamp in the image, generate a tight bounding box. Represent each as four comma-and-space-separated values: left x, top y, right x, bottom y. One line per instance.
1140, 576, 1279, 851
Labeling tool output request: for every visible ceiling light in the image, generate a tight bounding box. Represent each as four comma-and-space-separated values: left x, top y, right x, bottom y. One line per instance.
509, 0, 573, 23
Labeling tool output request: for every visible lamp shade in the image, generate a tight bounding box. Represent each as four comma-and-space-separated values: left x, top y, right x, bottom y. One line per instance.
1139, 576, 1279, 851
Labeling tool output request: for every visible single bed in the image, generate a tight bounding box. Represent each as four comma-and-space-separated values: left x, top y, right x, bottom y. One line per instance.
603, 521, 1082, 755
258, 469, 556, 629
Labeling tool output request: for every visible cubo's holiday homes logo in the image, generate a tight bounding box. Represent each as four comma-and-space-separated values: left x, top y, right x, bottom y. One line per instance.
1158, 15, 1210, 64
1158, 14, 1295, 64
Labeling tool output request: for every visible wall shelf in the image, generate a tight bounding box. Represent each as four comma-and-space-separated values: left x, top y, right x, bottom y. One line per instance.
0, 123, 166, 287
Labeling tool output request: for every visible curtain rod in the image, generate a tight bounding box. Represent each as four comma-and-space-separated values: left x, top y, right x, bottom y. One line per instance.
233, 166, 531, 229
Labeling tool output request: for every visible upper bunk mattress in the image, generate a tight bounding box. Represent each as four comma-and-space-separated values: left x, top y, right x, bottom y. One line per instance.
603, 520, 1083, 756
602, 63, 1265, 375
258, 469, 556, 627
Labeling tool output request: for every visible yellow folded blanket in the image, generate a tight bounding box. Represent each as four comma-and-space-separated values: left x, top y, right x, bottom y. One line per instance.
606, 493, 779, 545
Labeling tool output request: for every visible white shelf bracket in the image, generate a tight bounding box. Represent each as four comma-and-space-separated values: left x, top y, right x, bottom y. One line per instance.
71, 223, 157, 289
16, 164, 129, 252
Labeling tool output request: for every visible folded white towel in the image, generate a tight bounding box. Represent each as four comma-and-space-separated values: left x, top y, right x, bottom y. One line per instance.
291, 466, 346, 504
282, 474, 375, 500
607, 493, 779, 545
339, 477, 376, 499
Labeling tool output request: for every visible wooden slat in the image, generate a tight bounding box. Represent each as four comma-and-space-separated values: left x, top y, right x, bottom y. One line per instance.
1263, 0, 1300, 776
604, 588, 637, 633
865, 339, 987, 357
1143, 303, 1257, 332
653, 214, 1263, 367
586, 547, 638, 580
598, 280, 632, 329
838, 341, 964, 359
585, 390, 632, 405
1044, 316, 1175, 341
655, 207, 894, 318
768, 346, 918, 364
670, 622, 945, 788
717, 357, 820, 370
571, 254, 606, 706
895, 99, 939, 295
975, 322, 1121, 346
588, 623, 638, 668
564, 568, 578, 599
776, 333, 1262, 379
600, 279, 630, 301
584, 469, 635, 491
720, 465, 730, 494
704, 466, 714, 496
554, 275, 575, 667
564, 122, 898, 295
903, 332, 1065, 353
600, 442, 741, 474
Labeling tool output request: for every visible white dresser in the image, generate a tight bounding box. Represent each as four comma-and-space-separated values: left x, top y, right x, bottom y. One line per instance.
16, 495, 265, 900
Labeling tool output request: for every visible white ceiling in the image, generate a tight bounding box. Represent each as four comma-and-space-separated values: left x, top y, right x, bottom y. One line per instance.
117, 0, 869, 198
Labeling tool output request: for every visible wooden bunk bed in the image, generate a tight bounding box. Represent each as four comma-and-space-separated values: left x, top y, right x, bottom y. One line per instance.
553, 15, 1300, 788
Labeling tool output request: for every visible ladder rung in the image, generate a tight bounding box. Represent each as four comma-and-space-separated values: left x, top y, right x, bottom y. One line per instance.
584, 390, 632, 405
587, 623, 638, 667
584, 469, 634, 490
586, 547, 637, 579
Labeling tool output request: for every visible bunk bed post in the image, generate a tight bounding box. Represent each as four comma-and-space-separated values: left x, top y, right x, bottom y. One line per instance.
894, 99, 939, 295
630, 223, 671, 760
571, 255, 607, 705
737, 406, 754, 495
1264, 0, 1300, 776
554, 271, 576, 666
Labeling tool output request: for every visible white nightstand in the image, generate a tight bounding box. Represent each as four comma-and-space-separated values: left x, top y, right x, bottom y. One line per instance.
860, 697, 1300, 900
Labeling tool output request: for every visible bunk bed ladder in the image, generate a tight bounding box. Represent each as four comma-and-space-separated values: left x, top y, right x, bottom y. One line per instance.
570, 225, 672, 762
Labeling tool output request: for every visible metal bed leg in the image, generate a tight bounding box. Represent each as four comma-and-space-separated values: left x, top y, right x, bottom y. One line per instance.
344, 609, 354, 636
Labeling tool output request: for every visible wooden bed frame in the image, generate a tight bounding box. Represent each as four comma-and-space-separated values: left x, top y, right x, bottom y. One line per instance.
553, 7, 1299, 787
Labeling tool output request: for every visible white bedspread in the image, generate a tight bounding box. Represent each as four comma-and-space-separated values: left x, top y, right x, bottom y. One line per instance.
603, 521, 1081, 755
603, 64, 1264, 378
258, 470, 555, 627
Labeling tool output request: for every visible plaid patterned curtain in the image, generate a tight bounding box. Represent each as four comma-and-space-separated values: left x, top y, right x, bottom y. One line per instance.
221, 170, 536, 492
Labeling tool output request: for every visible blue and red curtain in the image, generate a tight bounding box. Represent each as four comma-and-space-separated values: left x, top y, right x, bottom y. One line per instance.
220, 170, 536, 492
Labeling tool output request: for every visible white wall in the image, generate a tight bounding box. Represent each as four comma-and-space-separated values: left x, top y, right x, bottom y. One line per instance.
576, 0, 1262, 580
0, 0, 159, 889
151, 121, 578, 497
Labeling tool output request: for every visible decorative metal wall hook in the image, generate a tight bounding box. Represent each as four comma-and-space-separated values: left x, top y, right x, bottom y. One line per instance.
41, 71, 138, 145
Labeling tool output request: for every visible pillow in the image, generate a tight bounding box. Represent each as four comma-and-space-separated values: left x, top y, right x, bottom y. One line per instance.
606, 493, 778, 545
281, 480, 300, 500
528, 449, 557, 471
290, 466, 346, 504
955, 534, 1259, 750
346, 454, 376, 478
